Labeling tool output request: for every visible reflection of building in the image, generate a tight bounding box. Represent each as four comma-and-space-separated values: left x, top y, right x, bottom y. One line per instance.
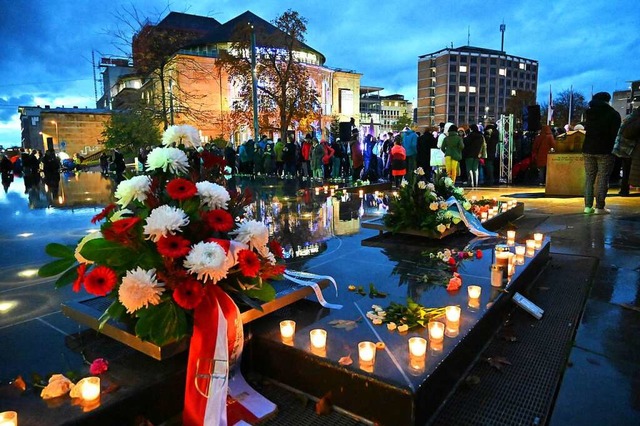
417, 45, 538, 127
360, 86, 413, 135
18, 106, 111, 155
105, 11, 362, 143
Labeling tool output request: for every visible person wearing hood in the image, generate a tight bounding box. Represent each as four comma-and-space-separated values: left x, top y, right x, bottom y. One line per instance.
582, 92, 621, 214
441, 124, 464, 182
402, 127, 418, 174
532, 125, 556, 185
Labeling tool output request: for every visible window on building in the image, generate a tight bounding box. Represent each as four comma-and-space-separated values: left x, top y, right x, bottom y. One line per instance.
470, 66, 477, 74
511, 89, 517, 96
459, 86, 467, 92
449, 85, 456, 93
450, 64, 457, 72
499, 68, 506, 76
489, 96, 495, 104
490, 67, 497, 75
459, 105, 466, 113
459, 65, 467, 72
460, 56, 468, 63
481, 57, 487, 64
519, 63, 526, 70
448, 114, 455, 122
479, 96, 485, 103
459, 75, 467, 84
469, 96, 476, 103
450, 55, 457, 62
490, 58, 497, 65
339, 89, 354, 115
469, 86, 477, 93
480, 87, 486, 95
470, 76, 477, 84
449, 95, 456, 104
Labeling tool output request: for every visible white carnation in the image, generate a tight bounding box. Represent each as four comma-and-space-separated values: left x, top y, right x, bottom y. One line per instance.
114, 175, 151, 207
196, 181, 230, 210
415, 167, 425, 176
118, 267, 165, 313
162, 124, 201, 148
184, 241, 230, 283
231, 220, 269, 256
146, 147, 190, 175
143, 205, 189, 242
400, 179, 408, 187
418, 181, 427, 189
426, 183, 435, 192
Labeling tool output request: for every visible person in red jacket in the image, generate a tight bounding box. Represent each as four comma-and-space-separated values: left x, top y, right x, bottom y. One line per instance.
531, 125, 556, 185
350, 128, 363, 181
300, 134, 313, 180
320, 139, 335, 179
390, 135, 407, 188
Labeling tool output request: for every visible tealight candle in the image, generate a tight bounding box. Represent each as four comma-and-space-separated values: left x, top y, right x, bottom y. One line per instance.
495, 244, 511, 269
309, 329, 327, 350
408, 337, 427, 358
507, 230, 516, 246
428, 321, 445, 343
515, 245, 526, 265
526, 239, 536, 257
358, 341, 376, 366
534, 233, 544, 249
445, 306, 461, 338
359, 189, 364, 198
467, 285, 482, 299
0, 411, 17, 426
81, 377, 101, 402
280, 320, 296, 341
481, 212, 488, 221
323, 185, 329, 192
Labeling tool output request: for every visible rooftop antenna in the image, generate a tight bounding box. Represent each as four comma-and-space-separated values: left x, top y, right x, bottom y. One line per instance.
468, 26, 470, 45
500, 21, 506, 52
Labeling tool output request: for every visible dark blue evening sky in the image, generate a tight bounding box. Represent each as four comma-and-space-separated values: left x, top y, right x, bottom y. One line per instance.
0, 0, 638, 145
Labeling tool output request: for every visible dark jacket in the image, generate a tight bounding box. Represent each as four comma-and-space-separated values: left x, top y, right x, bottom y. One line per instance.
417, 132, 436, 169
463, 131, 484, 159
582, 99, 622, 155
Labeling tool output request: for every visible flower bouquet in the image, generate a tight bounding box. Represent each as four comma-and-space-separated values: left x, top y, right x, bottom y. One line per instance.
38, 125, 285, 346
383, 168, 471, 237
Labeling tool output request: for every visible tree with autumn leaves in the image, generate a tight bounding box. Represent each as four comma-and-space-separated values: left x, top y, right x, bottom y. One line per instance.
218, 10, 321, 138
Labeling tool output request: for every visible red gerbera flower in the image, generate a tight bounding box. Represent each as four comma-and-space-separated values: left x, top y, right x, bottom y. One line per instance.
157, 235, 192, 258
200, 151, 226, 170
83, 266, 118, 296
260, 263, 286, 280
91, 203, 117, 224
73, 263, 87, 292
103, 217, 141, 244
173, 278, 205, 310
268, 240, 284, 259
166, 178, 197, 200
203, 209, 234, 233
237, 249, 260, 278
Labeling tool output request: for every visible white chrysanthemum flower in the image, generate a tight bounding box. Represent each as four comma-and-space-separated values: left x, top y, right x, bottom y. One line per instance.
162, 124, 201, 148
400, 179, 408, 187
231, 220, 269, 256
146, 147, 190, 175
114, 175, 151, 207
415, 167, 425, 176
418, 181, 427, 189
196, 181, 230, 210
110, 208, 133, 222
74, 231, 102, 264
184, 241, 230, 283
429, 202, 439, 211
437, 223, 447, 233
118, 267, 165, 313
426, 183, 435, 192
143, 205, 189, 242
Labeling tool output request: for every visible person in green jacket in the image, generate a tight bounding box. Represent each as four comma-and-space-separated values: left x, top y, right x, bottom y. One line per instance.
441, 124, 464, 182
310, 138, 325, 180
274, 138, 285, 177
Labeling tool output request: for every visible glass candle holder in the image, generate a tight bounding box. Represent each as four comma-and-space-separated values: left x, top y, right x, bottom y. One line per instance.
358, 341, 376, 366
309, 329, 327, 350
526, 239, 536, 257
280, 320, 296, 342
491, 264, 504, 287
81, 377, 101, 402
534, 233, 543, 249
507, 230, 516, 246
467, 285, 482, 299
445, 306, 461, 337
481, 212, 488, 221
359, 189, 364, 198
495, 244, 511, 269
427, 321, 445, 343
408, 337, 427, 358
0, 411, 17, 426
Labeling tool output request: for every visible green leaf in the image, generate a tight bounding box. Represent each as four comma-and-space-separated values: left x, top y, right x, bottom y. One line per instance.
245, 282, 276, 303
99, 299, 127, 328
54, 265, 79, 289
38, 258, 76, 277
235, 291, 264, 311
81, 238, 134, 267
135, 301, 188, 346
45, 243, 75, 259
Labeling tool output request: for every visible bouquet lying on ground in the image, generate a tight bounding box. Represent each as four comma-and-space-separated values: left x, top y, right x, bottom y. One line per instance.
39, 125, 285, 345
384, 168, 471, 235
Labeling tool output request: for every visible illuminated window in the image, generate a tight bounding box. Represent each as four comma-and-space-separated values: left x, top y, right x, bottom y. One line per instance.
469, 86, 477, 93
499, 68, 507, 76
458, 86, 467, 92
511, 89, 517, 96
459, 65, 467, 72
519, 63, 526, 70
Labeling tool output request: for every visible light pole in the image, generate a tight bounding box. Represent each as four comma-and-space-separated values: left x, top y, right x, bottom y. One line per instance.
50, 120, 59, 150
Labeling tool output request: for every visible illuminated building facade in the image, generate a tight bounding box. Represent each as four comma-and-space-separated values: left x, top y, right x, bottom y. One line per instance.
360, 86, 413, 135
417, 46, 538, 127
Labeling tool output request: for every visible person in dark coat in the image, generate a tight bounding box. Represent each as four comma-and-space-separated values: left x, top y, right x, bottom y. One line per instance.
582, 92, 622, 214
99, 151, 110, 175
417, 128, 436, 181
462, 124, 485, 187
483, 125, 499, 185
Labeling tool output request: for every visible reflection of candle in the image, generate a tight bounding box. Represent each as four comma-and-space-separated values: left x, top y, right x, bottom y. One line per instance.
428, 321, 445, 343
468, 285, 481, 299
471, 195, 477, 202
515, 245, 525, 256
323, 185, 329, 192
81, 377, 101, 401
0, 412, 17, 426
358, 341, 376, 366
468, 298, 480, 310
310, 329, 327, 350
408, 337, 427, 357
280, 320, 295, 341
534, 233, 543, 249
359, 189, 364, 198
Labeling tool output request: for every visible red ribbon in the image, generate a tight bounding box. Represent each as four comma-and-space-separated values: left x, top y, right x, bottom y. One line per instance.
183, 285, 239, 426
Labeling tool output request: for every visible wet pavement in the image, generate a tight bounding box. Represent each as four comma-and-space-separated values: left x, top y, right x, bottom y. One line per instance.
0, 171, 639, 424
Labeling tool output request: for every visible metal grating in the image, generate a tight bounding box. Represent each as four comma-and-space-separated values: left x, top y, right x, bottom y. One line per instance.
429, 253, 596, 426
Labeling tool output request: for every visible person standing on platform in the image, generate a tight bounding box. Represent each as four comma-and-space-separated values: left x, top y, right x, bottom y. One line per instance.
390, 135, 406, 188
417, 128, 436, 181
613, 106, 640, 196
402, 127, 418, 174
463, 124, 485, 188
531, 125, 556, 185
274, 138, 284, 177
582, 92, 621, 214
441, 124, 464, 183
350, 128, 363, 181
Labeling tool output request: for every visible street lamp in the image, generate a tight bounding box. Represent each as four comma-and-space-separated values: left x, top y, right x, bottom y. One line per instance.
50, 120, 59, 150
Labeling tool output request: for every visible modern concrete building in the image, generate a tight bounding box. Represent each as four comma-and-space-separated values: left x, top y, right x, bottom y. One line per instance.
417, 45, 538, 127
359, 86, 413, 135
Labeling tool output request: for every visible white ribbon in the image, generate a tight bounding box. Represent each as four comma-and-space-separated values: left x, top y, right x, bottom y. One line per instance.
203, 300, 229, 426
446, 196, 498, 238
283, 269, 343, 310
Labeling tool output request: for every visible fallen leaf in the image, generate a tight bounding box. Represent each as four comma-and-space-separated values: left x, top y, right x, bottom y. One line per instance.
338, 355, 353, 366
315, 391, 333, 415
486, 356, 512, 371
328, 319, 360, 331
499, 328, 518, 342
11, 375, 26, 392
464, 375, 481, 387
